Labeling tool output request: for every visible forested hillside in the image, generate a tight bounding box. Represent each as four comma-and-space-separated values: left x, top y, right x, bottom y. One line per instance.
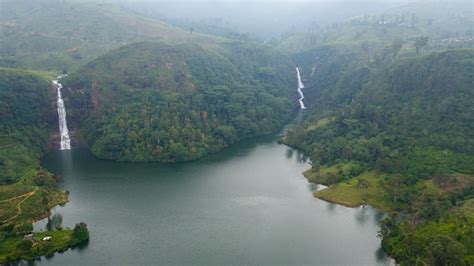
63, 41, 296, 162
0, 69, 89, 262
278, 1, 473, 53
0, 68, 55, 184
0, 0, 472, 263
288, 49, 473, 170
285, 49, 474, 264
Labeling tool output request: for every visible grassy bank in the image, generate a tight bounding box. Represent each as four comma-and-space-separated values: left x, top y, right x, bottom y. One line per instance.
306, 165, 474, 264
303, 161, 362, 186
0, 166, 81, 264
0, 223, 89, 263
0, 167, 68, 224
313, 171, 392, 210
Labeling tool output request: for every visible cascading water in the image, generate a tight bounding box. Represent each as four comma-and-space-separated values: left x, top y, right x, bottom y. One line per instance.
52, 76, 71, 150
296, 67, 306, 109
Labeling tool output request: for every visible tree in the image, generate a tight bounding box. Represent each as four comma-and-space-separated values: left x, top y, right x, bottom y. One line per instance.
17, 239, 33, 251
390, 38, 404, 60
360, 41, 370, 63
414, 37, 429, 54
14, 223, 33, 235
427, 235, 466, 266
71, 222, 89, 245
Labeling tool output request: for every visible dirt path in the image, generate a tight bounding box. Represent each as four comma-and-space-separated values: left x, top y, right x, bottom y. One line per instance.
0, 142, 19, 150
3, 186, 38, 223
0, 188, 35, 203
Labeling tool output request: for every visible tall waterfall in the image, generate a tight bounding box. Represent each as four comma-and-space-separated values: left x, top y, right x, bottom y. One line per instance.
296, 67, 306, 109
53, 76, 71, 150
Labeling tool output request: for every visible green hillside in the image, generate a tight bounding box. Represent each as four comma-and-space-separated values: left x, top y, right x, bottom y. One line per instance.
0, 0, 472, 263
286, 49, 474, 264
0, 68, 89, 263
0, 68, 56, 184
62, 41, 297, 162
278, 1, 473, 54
0, 0, 223, 72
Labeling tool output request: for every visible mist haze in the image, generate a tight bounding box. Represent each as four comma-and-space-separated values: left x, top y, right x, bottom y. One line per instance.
0, 0, 472, 265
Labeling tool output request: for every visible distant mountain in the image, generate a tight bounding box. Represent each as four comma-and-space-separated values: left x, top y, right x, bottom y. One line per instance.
123, 1, 404, 39
0, 0, 221, 72
277, 1, 473, 53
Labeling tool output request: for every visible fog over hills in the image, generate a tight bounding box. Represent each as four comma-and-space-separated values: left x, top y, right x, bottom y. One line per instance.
0, 0, 472, 265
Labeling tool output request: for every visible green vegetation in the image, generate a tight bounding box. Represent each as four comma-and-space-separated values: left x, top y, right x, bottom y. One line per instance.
1, 0, 472, 263
304, 161, 363, 185
0, 68, 88, 263
281, 6, 473, 262
0, 223, 89, 263
63, 41, 296, 162
278, 1, 473, 54
314, 171, 389, 208
286, 48, 474, 264
0, 68, 55, 184
381, 216, 473, 265
0, 0, 224, 73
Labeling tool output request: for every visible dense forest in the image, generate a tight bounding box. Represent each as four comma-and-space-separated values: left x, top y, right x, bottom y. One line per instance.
63, 41, 296, 162
0, 69, 89, 262
0, 68, 54, 184
277, 2, 473, 264
0, 0, 472, 264
285, 47, 474, 265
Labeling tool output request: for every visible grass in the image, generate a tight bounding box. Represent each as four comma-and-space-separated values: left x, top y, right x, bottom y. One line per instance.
460, 199, 474, 216
304, 117, 335, 132
0, 168, 68, 224
0, 229, 74, 263
0, 67, 56, 80
434, 173, 474, 193
14, 188, 68, 223
0, 183, 35, 201
0, 167, 71, 263
0, 198, 23, 222
313, 169, 474, 216
314, 171, 396, 211
1, 1, 227, 72
303, 161, 360, 185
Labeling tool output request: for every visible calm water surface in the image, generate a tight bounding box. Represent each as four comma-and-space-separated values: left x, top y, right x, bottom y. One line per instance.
34, 136, 393, 265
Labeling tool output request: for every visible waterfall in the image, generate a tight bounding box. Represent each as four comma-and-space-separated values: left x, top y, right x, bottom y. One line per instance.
296, 67, 306, 109
53, 76, 71, 150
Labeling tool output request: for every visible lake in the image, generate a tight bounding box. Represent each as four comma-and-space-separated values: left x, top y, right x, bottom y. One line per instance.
35, 135, 393, 265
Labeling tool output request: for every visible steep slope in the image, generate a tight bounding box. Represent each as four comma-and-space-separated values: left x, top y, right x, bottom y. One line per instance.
288, 49, 473, 173
0, 68, 56, 184
63, 41, 296, 162
0, 69, 87, 263
286, 49, 474, 264
0, 0, 223, 72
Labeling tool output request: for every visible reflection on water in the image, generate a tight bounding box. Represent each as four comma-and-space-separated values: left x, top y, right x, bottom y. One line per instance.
326, 202, 337, 213
32, 136, 393, 265
46, 213, 63, 231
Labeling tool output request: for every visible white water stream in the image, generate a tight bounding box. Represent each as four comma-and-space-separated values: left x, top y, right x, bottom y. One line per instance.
296, 67, 306, 109
52, 76, 71, 150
